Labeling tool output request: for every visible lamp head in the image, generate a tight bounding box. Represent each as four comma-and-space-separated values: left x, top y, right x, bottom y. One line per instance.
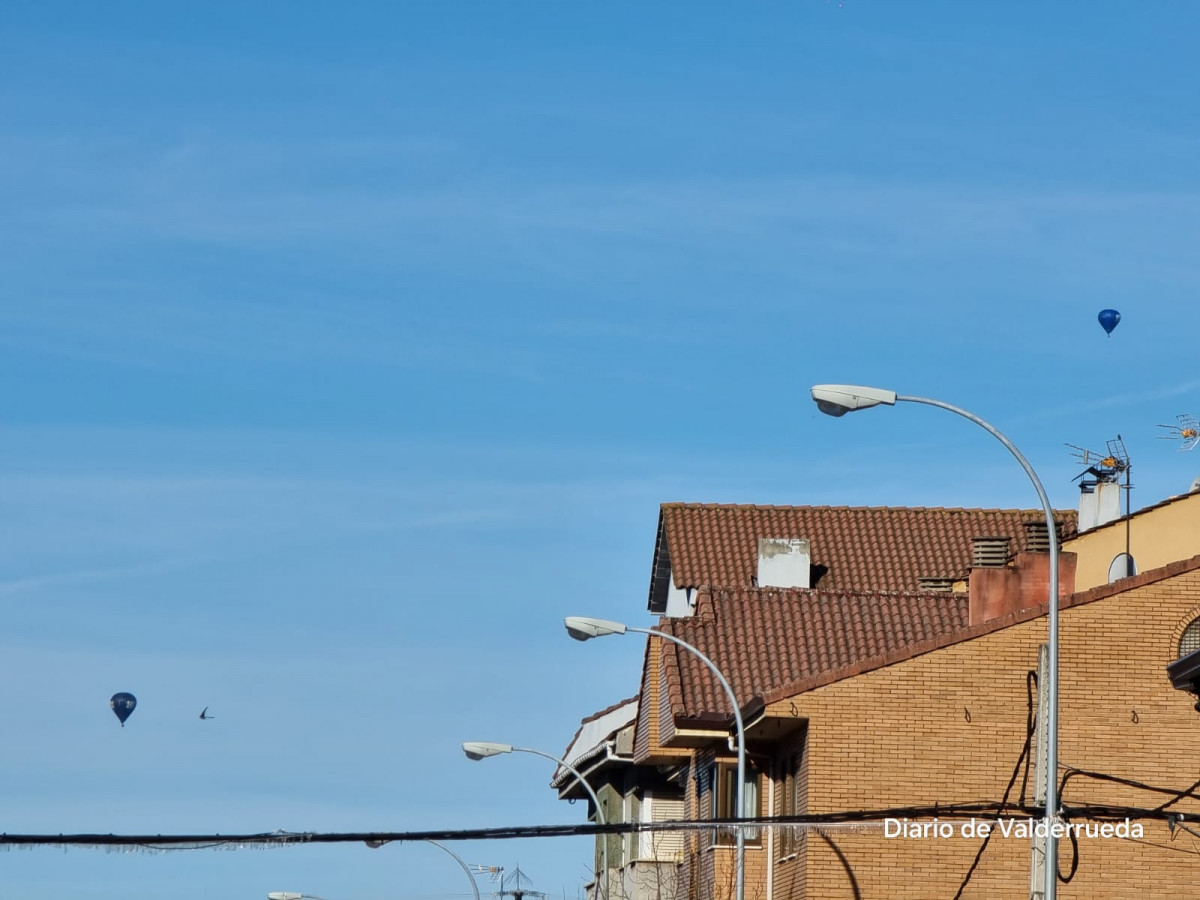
268, 893, 304, 900
564, 616, 628, 641
462, 741, 513, 760
810, 384, 897, 416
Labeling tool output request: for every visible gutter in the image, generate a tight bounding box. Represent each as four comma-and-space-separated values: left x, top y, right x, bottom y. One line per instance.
551, 738, 623, 793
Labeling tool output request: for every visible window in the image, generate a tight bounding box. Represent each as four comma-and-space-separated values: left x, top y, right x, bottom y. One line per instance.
1107, 553, 1138, 582
623, 791, 641, 865
1180, 618, 1200, 658
778, 750, 805, 856
708, 762, 760, 846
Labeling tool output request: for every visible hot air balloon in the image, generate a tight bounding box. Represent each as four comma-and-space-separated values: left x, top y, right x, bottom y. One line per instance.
110, 692, 137, 727
1098, 309, 1121, 336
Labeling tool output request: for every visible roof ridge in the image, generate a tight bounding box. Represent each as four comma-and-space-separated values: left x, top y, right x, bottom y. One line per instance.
758, 552, 1200, 706
707, 585, 967, 601
576, 695, 639, 725
1065, 488, 1200, 534
661, 501, 1075, 515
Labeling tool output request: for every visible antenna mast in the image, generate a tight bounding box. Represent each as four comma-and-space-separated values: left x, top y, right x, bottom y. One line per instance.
1066, 436, 1133, 575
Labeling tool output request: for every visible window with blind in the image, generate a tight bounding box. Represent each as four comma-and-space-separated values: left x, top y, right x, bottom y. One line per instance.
778, 749, 805, 856
708, 762, 761, 847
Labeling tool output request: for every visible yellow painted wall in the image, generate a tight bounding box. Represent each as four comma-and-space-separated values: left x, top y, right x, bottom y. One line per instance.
1064, 491, 1200, 591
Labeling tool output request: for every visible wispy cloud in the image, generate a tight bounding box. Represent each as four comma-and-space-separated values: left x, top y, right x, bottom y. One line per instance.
8, 133, 1200, 270
7, 131, 1200, 378
1022, 377, 1200, 422
0, 557, 201, 599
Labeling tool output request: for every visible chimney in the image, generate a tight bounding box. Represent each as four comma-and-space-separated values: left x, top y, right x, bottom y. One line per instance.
969, 544, 1078, 626
1078, 480, 1122, 532
757, 538, 811, 589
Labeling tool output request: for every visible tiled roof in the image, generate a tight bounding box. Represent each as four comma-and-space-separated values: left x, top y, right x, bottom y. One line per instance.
758, 552, 1200, 707
554, 696, 638, 788
655, 503, 1078, 597
655, 586, 970, 721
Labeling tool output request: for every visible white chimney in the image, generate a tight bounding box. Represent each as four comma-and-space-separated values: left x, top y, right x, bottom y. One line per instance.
757, 538, 811, 589
1079, 481, 1122, 532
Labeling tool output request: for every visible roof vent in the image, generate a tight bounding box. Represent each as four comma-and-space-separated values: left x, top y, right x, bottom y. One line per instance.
757, 538, 811, 589
972, 536, 1011, 568
917, 576, 956, 594
1022, 521, 1058, 553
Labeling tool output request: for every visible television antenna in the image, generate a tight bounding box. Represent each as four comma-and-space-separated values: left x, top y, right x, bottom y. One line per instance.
492, 865, 547, 900
1157, 414, 1200, 452
1066, 436, 1130, 489
1067, 436, 1134, 576
469, 864, 504, 883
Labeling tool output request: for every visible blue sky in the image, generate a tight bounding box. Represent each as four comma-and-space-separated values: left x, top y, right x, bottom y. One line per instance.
4, 2, 1200, 898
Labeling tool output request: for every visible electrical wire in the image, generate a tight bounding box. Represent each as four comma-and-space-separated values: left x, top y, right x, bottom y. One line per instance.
0, 801, 1185, 855
952, 669, 1038, 899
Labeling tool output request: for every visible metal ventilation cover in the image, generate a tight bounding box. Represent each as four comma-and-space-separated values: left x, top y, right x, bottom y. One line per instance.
917, 576, 956, 593
1022, 521, 1058, 553
971, 536, 1011, 568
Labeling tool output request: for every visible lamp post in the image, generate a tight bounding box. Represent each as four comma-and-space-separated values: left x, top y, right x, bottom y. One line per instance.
564, 616, 747, 900
364, 838, 484, 900
810, 384, 1061, 900
462, 741, 609, 900
273, 837, 488, 900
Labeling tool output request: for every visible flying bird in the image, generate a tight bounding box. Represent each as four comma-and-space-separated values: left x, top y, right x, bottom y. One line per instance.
199, 707, 215, 720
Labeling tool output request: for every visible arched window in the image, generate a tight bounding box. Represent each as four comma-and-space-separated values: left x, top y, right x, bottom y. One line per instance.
1180, 618, 1200, 658
1107, 553, 1137, 583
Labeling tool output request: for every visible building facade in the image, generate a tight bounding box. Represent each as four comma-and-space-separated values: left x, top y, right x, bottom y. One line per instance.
559, 492, 1200, 899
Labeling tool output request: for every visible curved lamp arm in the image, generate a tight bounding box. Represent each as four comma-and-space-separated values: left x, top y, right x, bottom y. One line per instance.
811, 384, 1061, 900
463, 741, 608, 900
359, 838, 482, 900
424, 840, 480, 900
564, 617, 746, 900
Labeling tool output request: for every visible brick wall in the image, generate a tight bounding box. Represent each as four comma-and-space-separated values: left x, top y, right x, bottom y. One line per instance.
761, 565, 1200, 898
771, 729, 808, 900
635, 637, 664, 764
678, 747, 772, 900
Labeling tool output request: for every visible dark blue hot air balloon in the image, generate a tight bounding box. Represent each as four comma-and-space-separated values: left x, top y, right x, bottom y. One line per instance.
1098, 309, 1121, 336
110, 692, 137, 727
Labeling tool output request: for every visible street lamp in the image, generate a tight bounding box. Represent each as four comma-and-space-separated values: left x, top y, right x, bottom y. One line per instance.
364, 838, 484, 900
462, 741, 609, 900
272, 837, 488, 900
810, 383, 1061, 900
564, 616, 748, 900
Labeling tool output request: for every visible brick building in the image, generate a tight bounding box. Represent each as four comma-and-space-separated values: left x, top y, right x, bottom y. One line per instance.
558, 492, 1200, 899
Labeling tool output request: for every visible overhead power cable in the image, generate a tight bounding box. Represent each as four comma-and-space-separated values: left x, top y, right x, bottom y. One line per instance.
0, 801, 1186, 854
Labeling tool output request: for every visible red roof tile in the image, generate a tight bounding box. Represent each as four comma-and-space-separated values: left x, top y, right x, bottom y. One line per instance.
758, 552, 1200, 707
654, 586, 970, 721
652, 503, 1077, 602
